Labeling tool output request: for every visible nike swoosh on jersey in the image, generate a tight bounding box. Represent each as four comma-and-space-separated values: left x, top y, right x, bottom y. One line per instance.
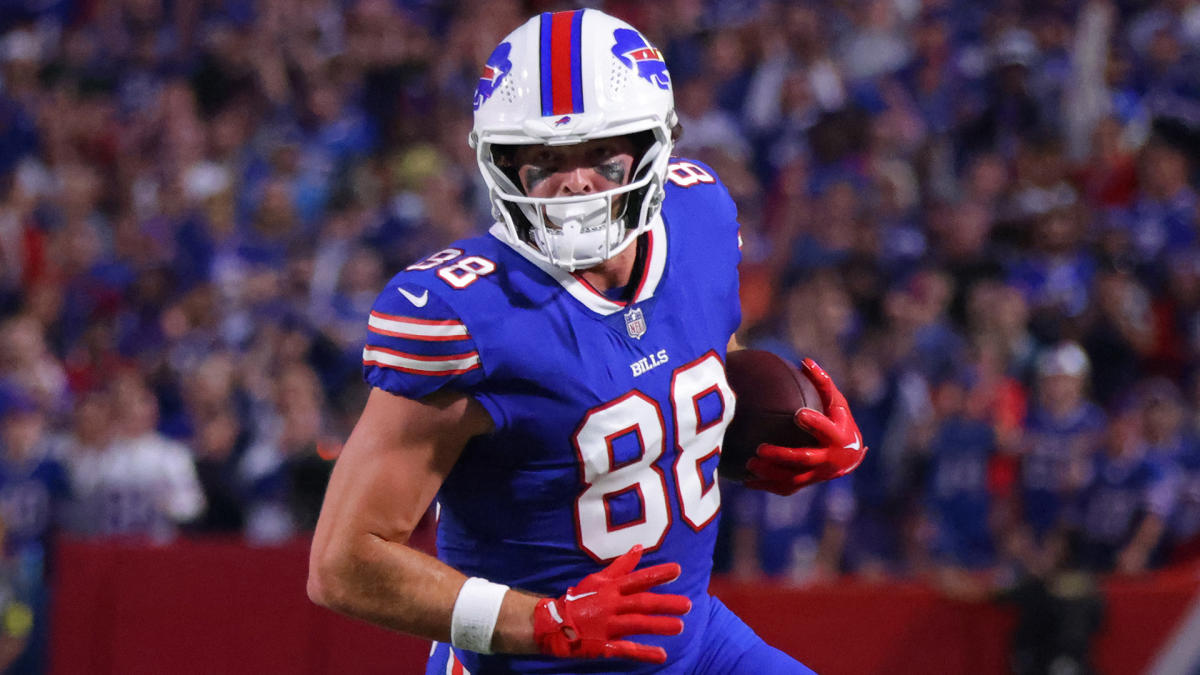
844, 434, 862, 452
398, 287, 429, 307
564, 591, 598, 602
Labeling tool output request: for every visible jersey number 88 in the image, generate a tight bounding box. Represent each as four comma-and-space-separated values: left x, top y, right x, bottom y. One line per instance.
572, 352, 734, 561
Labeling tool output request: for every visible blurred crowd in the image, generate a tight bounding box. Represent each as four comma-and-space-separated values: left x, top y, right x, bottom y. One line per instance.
1, 0, 1200, 669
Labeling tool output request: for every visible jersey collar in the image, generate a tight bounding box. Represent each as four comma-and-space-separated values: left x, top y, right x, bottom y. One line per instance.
490, 215, 667, 316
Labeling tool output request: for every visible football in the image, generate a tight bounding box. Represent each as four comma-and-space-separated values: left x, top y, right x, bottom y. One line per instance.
720, 349, 818, 483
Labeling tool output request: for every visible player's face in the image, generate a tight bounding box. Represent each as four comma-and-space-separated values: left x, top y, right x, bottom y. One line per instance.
514, 137, 636, 199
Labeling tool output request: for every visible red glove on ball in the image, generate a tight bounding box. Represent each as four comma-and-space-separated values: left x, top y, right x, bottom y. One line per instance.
532, 545, 691, 664
745, 358, 867, 496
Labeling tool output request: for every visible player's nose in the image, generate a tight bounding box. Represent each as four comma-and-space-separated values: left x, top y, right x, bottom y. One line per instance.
558, 167, 597, 195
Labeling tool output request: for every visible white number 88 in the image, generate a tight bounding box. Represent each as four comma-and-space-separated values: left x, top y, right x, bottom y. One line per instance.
572, 353, 734, 560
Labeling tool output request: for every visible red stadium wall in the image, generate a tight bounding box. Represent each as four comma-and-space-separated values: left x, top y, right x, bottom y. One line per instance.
50, 537, 1200, 675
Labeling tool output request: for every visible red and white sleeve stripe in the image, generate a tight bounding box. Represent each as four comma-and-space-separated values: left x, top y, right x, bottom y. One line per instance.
368, 311, 471, 341
362, 345, 481, 376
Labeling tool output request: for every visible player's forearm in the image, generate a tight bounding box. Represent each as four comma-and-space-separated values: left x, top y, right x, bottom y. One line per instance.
307, 386, 508, 644
308, 530, 459, 638
308, 532, 540, 652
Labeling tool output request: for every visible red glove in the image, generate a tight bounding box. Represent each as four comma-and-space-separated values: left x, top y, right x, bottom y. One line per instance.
745, 358, 866, 496
532, 545, 691, 664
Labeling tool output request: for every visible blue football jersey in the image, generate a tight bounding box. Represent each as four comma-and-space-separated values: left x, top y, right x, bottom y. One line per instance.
1020, 402, 1106, 538
363, 160, 742, 673
0, 454, 69, 559
1071, 450, 1178, 571
727, 476, 855, 578
925, 416, 997, 568
1167, 439, 1200, 544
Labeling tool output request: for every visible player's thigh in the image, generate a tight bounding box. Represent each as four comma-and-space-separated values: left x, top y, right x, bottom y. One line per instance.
691, 597, 816, 674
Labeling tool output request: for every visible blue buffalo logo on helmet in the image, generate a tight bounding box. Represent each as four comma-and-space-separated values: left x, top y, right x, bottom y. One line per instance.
474, 42, 513, 110
611, 28, 669, 90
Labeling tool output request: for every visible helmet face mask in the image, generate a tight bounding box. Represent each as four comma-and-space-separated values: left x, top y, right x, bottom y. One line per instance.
471, 9, 676, 272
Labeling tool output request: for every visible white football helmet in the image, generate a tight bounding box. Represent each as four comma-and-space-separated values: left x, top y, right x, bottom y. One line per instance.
470, 9, 677, 271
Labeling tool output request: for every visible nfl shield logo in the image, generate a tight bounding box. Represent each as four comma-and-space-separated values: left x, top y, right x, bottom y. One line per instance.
625, 307, 647, 339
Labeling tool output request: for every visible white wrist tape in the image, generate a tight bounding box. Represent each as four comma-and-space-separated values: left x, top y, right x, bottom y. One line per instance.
450, 577, 509, 654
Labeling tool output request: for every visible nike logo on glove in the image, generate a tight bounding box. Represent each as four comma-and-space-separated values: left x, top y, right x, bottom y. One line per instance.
564, 591, 598, 602
398, 287, 429, 307
844, 433, 862, 452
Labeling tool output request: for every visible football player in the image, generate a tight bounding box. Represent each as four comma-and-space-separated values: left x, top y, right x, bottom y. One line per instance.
308, 9, 864, 673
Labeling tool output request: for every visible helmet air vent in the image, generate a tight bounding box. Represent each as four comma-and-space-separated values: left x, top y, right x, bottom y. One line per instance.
608, 55, 629, 97
499, 73, 518, 104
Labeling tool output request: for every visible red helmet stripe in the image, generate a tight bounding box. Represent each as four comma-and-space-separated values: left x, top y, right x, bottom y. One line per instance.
550, 10, 578, 116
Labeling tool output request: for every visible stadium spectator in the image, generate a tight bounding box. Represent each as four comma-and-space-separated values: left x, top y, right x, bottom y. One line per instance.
1080, 263, 1156, 407
0, 315, 67, 416
838, 339, 908, 577
0, 383, 67, 675
1014, 342, 1106, 574
1067, 396, 1178, 574
239, 366, 332, 545
181, 351, 249, 535
915, 369, 1004, 576
966, 280, 1039, 380
1125, 139, 1198, 273
726, 477, 855, 584
65, 373, 204, 541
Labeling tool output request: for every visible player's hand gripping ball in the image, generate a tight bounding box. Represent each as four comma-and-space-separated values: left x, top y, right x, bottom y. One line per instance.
719, 349, 816, 482
721, 352, 867, 495
532, 545, 691, 664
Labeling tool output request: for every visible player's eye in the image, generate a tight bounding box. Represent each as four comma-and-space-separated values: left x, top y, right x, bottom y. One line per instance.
587, 144, 616, 162
594, 159, 626, 184
530, 152, 556, 168
520, 148, 557, 167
